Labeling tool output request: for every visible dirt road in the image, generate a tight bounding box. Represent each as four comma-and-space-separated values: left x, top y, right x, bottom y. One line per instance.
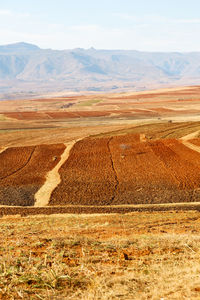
0, 147, 7, 154
180, 130, 200, 153
34, 137, 87, 207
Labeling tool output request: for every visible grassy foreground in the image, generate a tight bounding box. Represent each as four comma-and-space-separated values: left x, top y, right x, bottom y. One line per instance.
1, 211, 200, 299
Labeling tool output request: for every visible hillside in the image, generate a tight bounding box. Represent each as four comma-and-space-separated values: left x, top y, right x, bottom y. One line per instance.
0, 42, 200, 99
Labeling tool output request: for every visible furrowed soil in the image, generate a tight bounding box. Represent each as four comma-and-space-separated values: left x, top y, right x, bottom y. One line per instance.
0, 144, 65, 206
49, 133, 200, 206
50, 137, 117, 206
1, 85, 200, 208
1, 122, 200, 207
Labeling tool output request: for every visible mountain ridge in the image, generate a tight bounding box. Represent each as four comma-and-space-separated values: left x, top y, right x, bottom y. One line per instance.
0, 42, 200, 99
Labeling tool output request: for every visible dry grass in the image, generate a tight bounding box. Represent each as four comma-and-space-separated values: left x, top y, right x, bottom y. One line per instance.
0, 211, 200, 299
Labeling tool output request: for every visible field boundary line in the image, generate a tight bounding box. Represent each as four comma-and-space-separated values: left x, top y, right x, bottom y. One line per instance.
2, 201, 200, 209
1, 201, 200, 216
107, 137, 119, 203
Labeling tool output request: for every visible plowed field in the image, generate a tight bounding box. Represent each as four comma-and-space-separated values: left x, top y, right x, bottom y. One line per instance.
49, 133, 200, 206
0, 147, 35, 179
49, 138, 117, 206
1, 123, 200, 208
108, 136, 178, 204
0, 144, 65, 206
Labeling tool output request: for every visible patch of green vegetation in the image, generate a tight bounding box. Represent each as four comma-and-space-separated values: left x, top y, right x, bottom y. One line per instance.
0, 114, 6, 121
76, 99, 102, 107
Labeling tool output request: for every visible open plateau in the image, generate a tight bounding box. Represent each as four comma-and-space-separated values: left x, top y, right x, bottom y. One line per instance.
2, 85, 200, 298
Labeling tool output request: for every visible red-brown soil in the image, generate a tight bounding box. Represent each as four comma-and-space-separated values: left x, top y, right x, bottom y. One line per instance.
0, 147, 34, 179
4, 112, 51, 120
0, 144, 65, 206
1, 122, 200, 208
46, 112, 79, 118
149, 140, 200, 192
49, 133, 200, 206
108, 135, 177, 204
1, 85, 200, 209
4, 111, 112, 120
49, 137, 117, 206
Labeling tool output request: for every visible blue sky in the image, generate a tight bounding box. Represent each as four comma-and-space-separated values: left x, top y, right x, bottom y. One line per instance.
1, 0, 200, 51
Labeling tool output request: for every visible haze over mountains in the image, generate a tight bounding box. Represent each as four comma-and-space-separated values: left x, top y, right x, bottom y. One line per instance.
0, 42, 200, 99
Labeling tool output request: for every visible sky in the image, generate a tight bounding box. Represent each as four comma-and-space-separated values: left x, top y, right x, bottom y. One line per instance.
1, 0, 200, 51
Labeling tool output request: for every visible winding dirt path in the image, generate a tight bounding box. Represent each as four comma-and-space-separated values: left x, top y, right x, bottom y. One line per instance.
34, 138, 85, 207
180, 130, 200, 141
180, 130, 200, 153
0, 147, 7, 154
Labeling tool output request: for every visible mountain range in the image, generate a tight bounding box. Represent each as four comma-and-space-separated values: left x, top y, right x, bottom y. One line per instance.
0, 42, 200, 99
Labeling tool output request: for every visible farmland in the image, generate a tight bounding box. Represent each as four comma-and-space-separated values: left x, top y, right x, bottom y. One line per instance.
1, 85, 200, 298
49, 132, 200, 206
0, 121, 200, 210
1, 85, 200, 210
0, 144, 65, 206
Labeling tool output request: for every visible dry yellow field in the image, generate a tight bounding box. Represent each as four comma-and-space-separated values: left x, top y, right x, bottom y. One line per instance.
1, 211, 200, 299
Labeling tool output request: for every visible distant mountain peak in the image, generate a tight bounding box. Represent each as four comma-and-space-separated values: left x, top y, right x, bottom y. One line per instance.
0, 42, 40, 53
11, 42, 40, 49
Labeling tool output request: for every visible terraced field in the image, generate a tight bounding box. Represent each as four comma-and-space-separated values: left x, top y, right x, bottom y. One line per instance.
1, 122, 200, 212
